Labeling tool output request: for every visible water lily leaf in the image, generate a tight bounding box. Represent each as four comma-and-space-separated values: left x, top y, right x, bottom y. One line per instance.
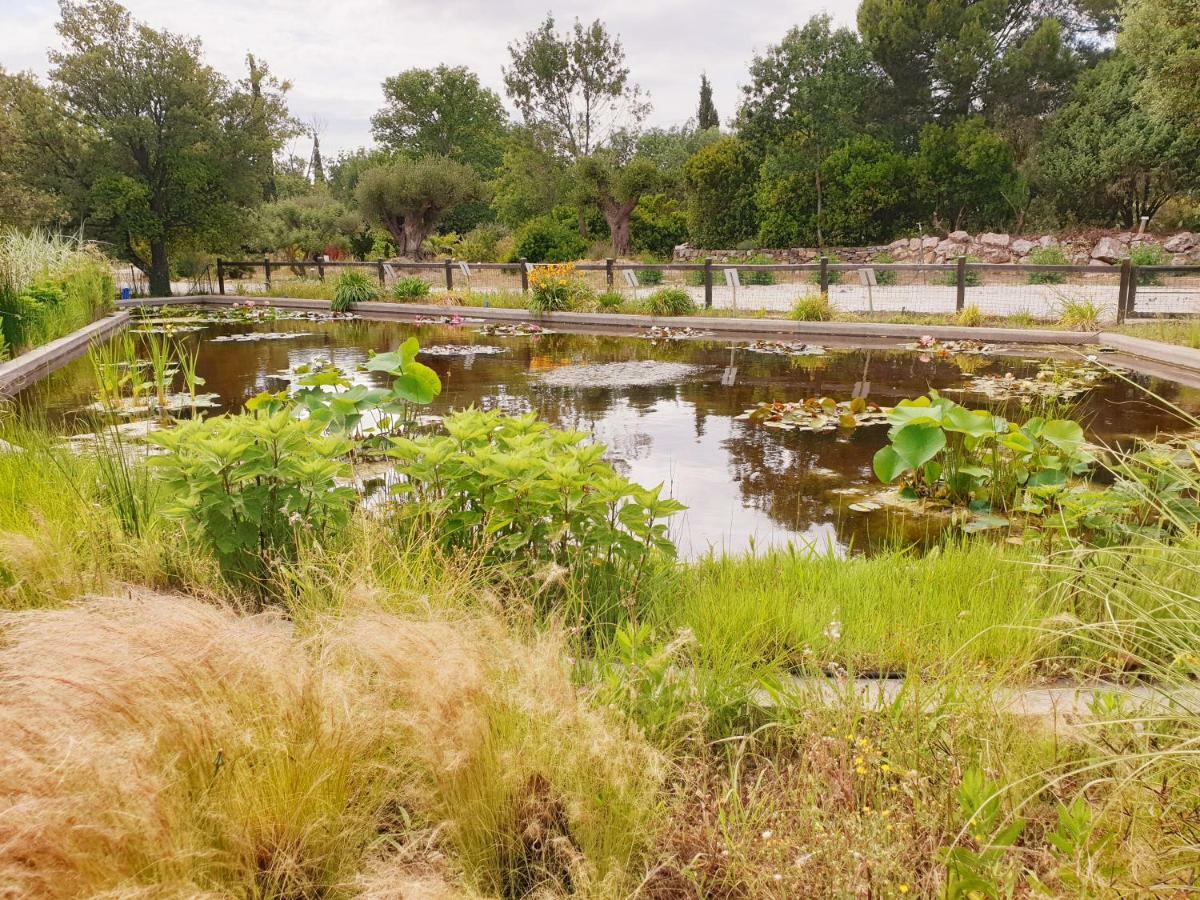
873, 445, 908, 483
891, 423, 946, 470
962, 514, 1009, 533
1041, 419, 1085, 453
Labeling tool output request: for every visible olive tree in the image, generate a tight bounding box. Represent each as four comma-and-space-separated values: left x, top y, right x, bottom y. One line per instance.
574, 153, 660, 257
354, 156, 484, 257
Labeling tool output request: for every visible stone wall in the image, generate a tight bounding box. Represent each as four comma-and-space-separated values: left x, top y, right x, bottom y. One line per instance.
673, 230, 1200, 267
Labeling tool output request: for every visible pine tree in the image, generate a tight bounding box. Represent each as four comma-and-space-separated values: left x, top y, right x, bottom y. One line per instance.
697, 73, 719, 130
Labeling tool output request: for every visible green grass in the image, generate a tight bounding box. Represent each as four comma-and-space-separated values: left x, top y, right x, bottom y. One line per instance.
1116, 319, 1200, 349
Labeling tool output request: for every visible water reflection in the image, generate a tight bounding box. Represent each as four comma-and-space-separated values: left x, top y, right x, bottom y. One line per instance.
17, 316, 1200, 557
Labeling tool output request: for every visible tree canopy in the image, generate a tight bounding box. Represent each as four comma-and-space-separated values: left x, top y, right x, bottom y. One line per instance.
354, 156, 484, 257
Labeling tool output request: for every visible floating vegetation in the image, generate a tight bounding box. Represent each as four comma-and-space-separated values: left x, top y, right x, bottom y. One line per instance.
539, 360, 706, 389
415, 314, 476, 325
742, 340, 826, 356
736, 396, 891, 433
477, 322, 550, 336
209, 331, 315, 343
418, 344, 508, 357
951, 360, 1109, 401
638, 326, 716, 342
85, 392, 221, 416
904, 336, 1006, 355
131, 324, 207, 334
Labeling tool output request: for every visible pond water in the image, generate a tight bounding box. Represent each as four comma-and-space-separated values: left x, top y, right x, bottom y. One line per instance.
16, 310, 1200, 557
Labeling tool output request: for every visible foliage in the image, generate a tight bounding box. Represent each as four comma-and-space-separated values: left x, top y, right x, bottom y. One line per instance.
252, 193, 360, 261
871, 251, 897, 284
872, 392, 1091, 513
527, 262, 588, 312
634, 262, 663, 286
681, 136, 759, 248
790, 293, 834, 321
597, 290, 624, 309
503, 15, 649, 161
489, 132, 571, 228
630, 194, 688, 258
740, 253, 777, 285
1120, 0, 1200, 128
1032, 56, 1200, 227
574, 153, 662, 257
956, 304, 985, 326
355, 156, 484, 257
331, 269, 379, 311
148, 410, 355, 583
454, 223, 509, 262
391, 275, 431, 300
1057, 298, 1102, 330
49, 1, 295, 294
697, 73, 719, 130
643, 286, 695, 316
371, 64, 506, 174
1026, 245, 1069, 283
386, 409, 684, 606
1131, 242, 1167, 285
0, 70, 69, 229
914, 118, 1023, 232
509, 214, 587, 263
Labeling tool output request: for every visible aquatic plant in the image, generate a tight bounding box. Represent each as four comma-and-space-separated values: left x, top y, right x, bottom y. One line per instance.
392, 275, 431, 300
738, 396, 889, 433
331, 269, 379, 311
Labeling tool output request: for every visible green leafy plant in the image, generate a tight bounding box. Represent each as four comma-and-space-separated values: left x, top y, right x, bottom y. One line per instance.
386, 409, 684, 616
528, 262, 590, 312
741, 253, 778, 286
392, 275, 431, 300
790, 293, 834, 321
644, 286, 695, 316
808, 254, 842, 286
331, 269, 379, 311
1026, 245, 1069, 284
935, 256, 983, 287
597, 290, 624, 310
872, 392, 1092, 514
956, 304, 985, 327
943, 768, 1025, 899
634, 257, 665, 286
509, 215, 588, 263
148, 410, 356, 585
1131, 242, 1167, 285
1057, 298, 1103, 331
870, 252, 897, 285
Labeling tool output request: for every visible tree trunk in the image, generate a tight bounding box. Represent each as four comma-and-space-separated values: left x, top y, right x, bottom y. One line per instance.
577, 207, 589, 239
403, 219, 435, 259
602, 198, 638, 258
149, 240, 171, 297
383, 219, 408, 256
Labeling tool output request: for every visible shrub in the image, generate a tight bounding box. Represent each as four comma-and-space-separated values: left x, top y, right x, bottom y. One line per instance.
1132, 243, 1167, 285
871, 252, 898, 285
1027, 246, 1069, 284
635, 259, 665, 286
148, 410, 356, 584
456, 223, 508, 262
597, 291, 625, 310
741, 252, 777, 286
528, 262, 589, 312
1058, 298, 1103, 331
331, 269, 379, 311
956, 304, 985, 326
386, 409, 684, 606
392, 276, 431, 300
509, 215, 587, 263
630, 193, 688, 258
644, 287, 695, 317
790, 293, 834, 321
807, 253, 842, 286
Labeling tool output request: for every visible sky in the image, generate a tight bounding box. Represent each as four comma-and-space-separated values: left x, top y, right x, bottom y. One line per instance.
0, 0, 856, 159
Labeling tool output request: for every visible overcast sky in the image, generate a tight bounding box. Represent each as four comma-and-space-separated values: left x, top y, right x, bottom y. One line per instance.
0, 0, 856, 158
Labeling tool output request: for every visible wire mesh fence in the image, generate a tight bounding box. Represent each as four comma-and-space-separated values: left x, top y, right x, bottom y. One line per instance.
212, 256, 1200, 323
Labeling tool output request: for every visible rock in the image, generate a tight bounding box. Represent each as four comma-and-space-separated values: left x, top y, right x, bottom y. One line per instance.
1090, 236, 1128, 262
1011, 239, 1036, 255
889, 238, 909, 251
980, 232, 1011, 247
936, 239, 966, 255
908, 237, 921, 250
1164, 232, 1196, 253
1088, 258, 1112, 267
1037, 235, 1056, 248
948, 230, 970, 242
921, 235, 939, 249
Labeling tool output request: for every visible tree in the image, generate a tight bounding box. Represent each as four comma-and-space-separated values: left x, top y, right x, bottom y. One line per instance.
49, 0, 292, 294
737, 16, 886, 245
857, 0, 1112, 134
489, 131, 571, 228
0, 69, 75, 228
252, 193, 361, 261
757, 134, 915, 246
681, 136, 758, 247
574, 153, 661, 256
1030, 56, 1200, 226
504, 15, 649, 161
354, 156, 484, 257
1121, 0, 1200, 127
371, 65, 507, 174
914, 117, 1024, 231
697, 73, 719, 130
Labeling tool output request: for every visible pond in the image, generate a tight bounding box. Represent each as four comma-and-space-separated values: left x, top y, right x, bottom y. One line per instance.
15, 308, 1200, 557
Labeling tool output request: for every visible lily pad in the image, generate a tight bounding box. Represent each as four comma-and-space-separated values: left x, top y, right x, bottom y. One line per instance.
209, 331, 315, 343
743, 340, 826, 357
737, 397, 891, 434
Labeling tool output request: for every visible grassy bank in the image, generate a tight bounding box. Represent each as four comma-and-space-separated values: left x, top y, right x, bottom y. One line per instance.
0, 230, 115, 359
1116, 319, 1200, 349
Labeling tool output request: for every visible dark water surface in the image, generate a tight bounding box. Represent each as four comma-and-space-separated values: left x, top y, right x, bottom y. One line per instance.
16, 313, 1200, 557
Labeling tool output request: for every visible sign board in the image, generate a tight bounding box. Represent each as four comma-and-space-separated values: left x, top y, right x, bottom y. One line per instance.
524, 262, 535, 273
458, 261, 472, 279
382, 263, 396, 280
858, 268, 878, 287
623, 269, 639, 289
723, 268, 741, 288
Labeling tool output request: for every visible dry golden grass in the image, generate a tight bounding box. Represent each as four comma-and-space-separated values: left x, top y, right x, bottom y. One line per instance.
0, 591, 662, 898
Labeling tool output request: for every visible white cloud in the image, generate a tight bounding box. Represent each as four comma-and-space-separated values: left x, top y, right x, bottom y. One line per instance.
0, 0, 857, 156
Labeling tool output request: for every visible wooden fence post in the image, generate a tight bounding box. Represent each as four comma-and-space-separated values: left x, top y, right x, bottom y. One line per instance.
704, 257, 713, 309
263, 257, 271, 291
606, 257, 614, 289
819, 256, 829, 295
377, 260, 386, 286
316, 259, 324, 281
216, 258, 225, 295
1126, 259, 1139, 317
955, 255, 967, 312
1116, 259, 1131, 324
519, 258, 529, 293
444, 257, 454, 291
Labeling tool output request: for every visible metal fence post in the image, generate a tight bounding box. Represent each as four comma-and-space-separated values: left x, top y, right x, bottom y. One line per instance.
216, 258, 225, 295
444, 257, 454, 291
377, 260, 386, 287
955, 255, 967, 312
704, 257, 713, 308
263, 257, 271, 291
519, 258, 529, 294
819, 256, 829, 295
1116, 259, 1131, 324
606, 257, 614, 289
1127, 259, 1139, 317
